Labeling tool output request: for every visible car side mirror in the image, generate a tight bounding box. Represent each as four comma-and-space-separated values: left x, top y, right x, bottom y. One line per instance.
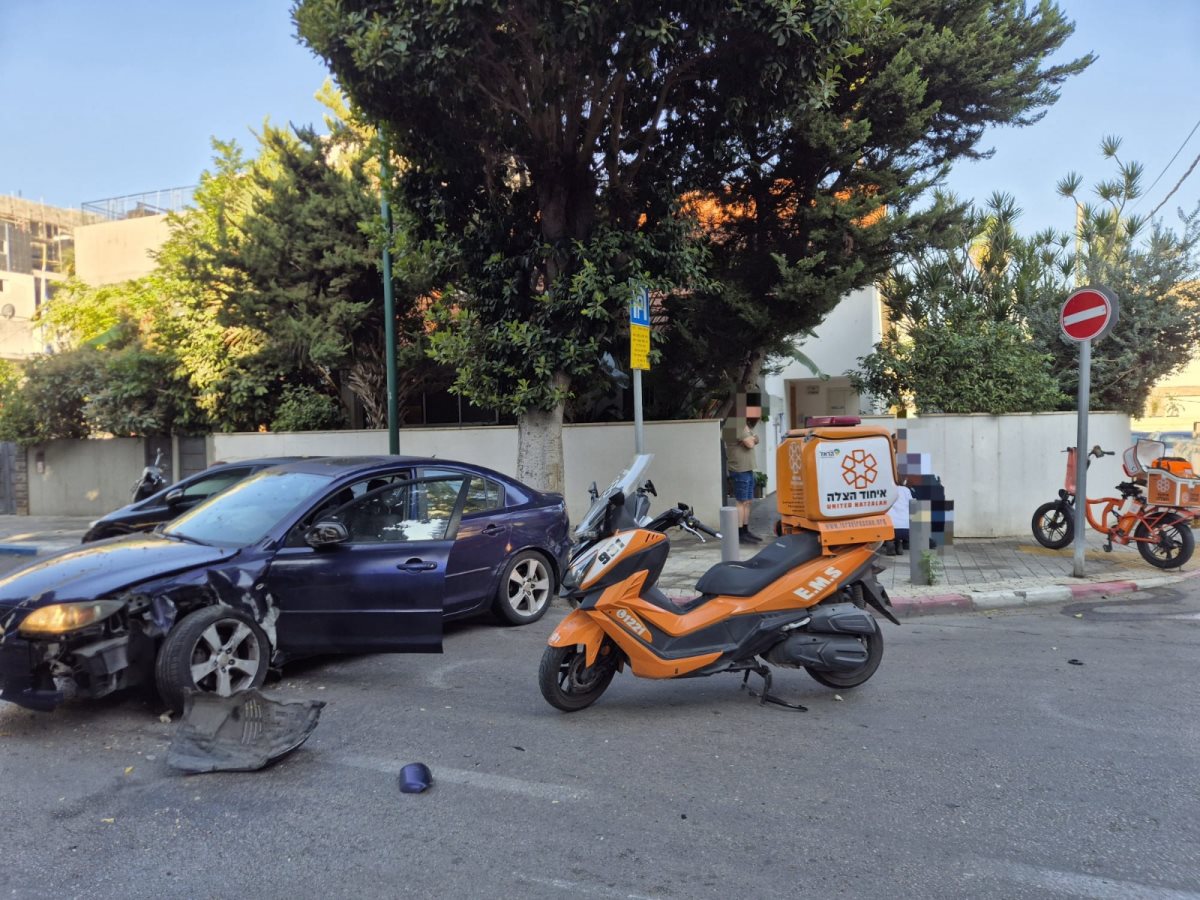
305, 520, 350, 548
165, 487, 185, 506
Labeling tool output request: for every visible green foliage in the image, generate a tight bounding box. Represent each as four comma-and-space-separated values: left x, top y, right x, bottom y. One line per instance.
850, 193, 1068, 414
652, 0, 1092, 415
852, 143, 1200, 419
293, 0, 874, 430
270, 385, 347, 432
0, 351, 100, 445
1022, 140, 1200, 416
920, 550, 943, 585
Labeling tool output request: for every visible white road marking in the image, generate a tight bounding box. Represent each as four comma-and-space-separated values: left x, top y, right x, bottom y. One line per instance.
514, 874, 662, 900
334, 753, 591, 801
979, 859, 1200, 899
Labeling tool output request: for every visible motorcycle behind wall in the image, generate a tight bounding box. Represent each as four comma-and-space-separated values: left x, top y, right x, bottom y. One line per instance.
539, 419, 901, 712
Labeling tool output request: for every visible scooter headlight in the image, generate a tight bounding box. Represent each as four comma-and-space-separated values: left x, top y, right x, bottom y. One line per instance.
19, 600, 124, 637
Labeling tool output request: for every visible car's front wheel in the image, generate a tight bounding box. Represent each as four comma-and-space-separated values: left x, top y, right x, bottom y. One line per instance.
493, 550, 555, 625
155, 606, 270, 711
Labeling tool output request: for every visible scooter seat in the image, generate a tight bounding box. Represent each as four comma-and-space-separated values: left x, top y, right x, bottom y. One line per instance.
695, 532, 824, 598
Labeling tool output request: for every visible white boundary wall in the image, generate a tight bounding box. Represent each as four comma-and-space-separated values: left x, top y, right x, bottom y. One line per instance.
26, 438, 147, 517
762, 412, 1130, 538
212, 420, 724, 527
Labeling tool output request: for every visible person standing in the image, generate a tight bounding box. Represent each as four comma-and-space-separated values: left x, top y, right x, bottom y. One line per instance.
724, 395, 763, 545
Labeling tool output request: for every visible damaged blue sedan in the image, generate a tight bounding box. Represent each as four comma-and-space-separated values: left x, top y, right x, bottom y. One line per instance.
0, 457, 570, 712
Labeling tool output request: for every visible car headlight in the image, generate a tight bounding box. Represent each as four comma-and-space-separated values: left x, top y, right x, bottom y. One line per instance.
19, 600, 124, 637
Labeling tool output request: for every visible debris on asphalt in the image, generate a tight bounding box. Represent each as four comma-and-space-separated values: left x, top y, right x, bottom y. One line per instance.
158, 712, 172, 724
1067, 659, 1084, 666
398, 762, 434, 794
833, 694, 844, 702
167, 689, 325, 774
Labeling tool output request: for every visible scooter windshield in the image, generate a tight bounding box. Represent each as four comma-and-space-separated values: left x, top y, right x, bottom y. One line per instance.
574, 453, 654, 539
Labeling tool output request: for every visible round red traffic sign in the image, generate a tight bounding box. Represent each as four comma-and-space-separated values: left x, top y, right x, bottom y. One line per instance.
1060, 286, 1119, 342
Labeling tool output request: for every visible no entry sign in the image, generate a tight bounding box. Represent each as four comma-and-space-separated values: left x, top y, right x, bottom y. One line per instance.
1060, 286, 1119, 342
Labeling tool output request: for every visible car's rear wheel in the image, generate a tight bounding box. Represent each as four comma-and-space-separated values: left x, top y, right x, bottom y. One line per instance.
493, 550, 555, 625
155, 606, 270, 712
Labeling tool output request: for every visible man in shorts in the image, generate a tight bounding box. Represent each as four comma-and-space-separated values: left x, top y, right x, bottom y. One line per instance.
724, 394, 763, 545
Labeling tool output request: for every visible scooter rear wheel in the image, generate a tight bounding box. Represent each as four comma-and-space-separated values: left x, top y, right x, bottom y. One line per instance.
539, 643, 617, 712
805, 628, 884, 690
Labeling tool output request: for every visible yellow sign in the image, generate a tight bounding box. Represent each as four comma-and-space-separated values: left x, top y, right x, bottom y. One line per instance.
630, 323, 651, 370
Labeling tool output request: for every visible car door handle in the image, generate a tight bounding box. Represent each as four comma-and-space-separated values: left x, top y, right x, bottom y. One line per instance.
481, 524, 504, 536
398, 559, 437, 572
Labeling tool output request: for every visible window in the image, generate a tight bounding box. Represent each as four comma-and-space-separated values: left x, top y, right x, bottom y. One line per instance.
333, 476, 467, 544
179, 468, 252, 501
421, 469, 504, 516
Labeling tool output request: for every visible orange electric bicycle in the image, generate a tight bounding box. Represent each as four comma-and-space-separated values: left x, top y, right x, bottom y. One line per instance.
539, 420, 901, 712
1031, 443, 1195, 569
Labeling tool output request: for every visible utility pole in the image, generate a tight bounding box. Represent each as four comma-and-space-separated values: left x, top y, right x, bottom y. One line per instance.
380, 132, 399, 454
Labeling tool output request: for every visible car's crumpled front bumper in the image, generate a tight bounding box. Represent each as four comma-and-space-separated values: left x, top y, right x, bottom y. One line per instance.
0, 635, 64, 711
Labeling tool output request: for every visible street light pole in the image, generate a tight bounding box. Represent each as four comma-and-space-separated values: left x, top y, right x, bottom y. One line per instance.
379, 132, 399, 454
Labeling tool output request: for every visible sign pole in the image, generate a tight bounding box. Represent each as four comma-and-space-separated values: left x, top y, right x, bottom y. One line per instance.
1058, 284, 1119, 579
633, 369, 645, 454
629, 285, 651, 455
1073, 338, 1091, 577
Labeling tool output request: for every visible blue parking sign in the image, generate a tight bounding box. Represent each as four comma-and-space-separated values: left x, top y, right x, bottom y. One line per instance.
629, 285, 650, 327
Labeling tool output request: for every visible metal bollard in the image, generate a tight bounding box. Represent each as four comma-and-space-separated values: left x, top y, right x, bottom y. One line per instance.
909, 499, 931, 585
719, 506, 740, 562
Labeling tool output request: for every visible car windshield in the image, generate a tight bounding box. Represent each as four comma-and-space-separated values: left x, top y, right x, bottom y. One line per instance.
164, 471, 334, 547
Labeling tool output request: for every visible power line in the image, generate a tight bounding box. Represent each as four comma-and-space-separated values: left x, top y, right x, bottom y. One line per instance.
1147, 148, 1200, 221
1133, 117, 1200, 210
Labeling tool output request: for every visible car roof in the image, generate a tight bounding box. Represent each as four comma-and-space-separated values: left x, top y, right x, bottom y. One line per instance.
266, 455, 520, 485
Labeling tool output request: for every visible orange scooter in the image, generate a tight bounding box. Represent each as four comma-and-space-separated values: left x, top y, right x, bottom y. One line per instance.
539, 420, 901, 712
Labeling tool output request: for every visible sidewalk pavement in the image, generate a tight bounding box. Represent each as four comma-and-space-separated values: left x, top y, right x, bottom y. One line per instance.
655, 496, 1200, 617
3, 503, 1197, 618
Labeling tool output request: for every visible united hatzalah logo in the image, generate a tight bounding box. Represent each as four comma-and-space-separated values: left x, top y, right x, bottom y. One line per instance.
840, 449, 878, 490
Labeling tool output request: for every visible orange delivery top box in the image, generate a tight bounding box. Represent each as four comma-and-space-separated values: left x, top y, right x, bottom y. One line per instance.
777, 421, 899, 533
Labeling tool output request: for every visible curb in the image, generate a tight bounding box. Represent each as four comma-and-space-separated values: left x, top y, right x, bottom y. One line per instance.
0, 543, 38, 556
891, 567, 1200, 618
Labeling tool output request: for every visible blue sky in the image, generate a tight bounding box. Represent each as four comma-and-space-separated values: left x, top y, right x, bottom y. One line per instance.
1, 1, 1197, 236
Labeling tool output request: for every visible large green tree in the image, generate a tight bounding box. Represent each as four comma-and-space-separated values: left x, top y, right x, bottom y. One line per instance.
651, 0, 1091, 417
294, 0, 876, 491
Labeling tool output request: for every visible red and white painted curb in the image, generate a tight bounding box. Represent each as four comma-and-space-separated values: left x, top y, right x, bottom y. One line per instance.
891, 568, 1200, 617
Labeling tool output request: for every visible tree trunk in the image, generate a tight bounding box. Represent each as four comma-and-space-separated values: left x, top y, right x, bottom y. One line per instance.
714, 352, 766, 420
516, 372, 569, 494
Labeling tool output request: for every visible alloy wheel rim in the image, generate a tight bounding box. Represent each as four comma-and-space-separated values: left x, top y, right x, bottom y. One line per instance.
189, 620, 261, 697
507, 558, 550, 615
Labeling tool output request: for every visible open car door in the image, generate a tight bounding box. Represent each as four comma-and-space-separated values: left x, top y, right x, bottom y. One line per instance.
268, 474, 470, 657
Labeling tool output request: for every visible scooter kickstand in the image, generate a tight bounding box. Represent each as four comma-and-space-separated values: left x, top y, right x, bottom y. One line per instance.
741, 666, 807, 712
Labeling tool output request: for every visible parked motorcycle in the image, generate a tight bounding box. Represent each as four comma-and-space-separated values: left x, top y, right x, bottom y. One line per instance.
539, 422, 901, 712
131, 449, 167, 502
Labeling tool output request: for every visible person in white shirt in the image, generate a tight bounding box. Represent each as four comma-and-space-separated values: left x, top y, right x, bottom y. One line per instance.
888, 479, 912, 555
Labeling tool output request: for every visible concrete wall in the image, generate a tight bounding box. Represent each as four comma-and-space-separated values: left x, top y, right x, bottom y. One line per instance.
762, 412, 1129, 538
213, 420, 725, 527
26, 438, 147, 516
74, 215, 171, 285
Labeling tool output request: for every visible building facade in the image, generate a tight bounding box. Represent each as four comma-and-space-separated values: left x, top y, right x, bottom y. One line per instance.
0, 196, 99, 361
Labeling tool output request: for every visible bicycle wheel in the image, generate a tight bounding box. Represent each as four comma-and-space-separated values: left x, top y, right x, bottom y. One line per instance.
1032, 501, 1074, 549
1135, 516, 1194, 569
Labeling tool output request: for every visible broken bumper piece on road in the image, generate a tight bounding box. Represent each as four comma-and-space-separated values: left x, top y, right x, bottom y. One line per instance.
167, 689, 326, 774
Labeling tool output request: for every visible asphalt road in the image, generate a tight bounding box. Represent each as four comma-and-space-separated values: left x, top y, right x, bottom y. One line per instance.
1, 583, 1198, 899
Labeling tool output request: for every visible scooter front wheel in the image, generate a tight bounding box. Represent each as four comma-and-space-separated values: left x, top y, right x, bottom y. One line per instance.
805, 628, 884, 690
1032, 500, 1074, 549
539, 643, 617, 712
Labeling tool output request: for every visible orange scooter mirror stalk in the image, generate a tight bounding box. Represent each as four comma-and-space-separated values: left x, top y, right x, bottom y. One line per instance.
539, 422, 902, 713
